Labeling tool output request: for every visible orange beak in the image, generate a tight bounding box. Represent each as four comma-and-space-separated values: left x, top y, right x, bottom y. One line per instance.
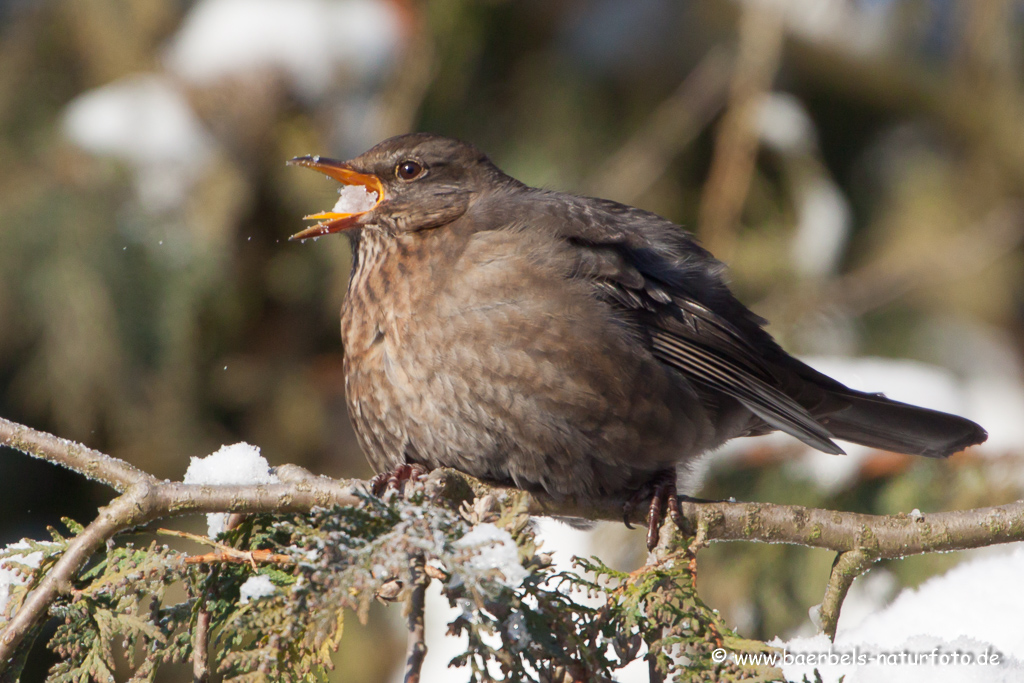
287, 155, 384, 241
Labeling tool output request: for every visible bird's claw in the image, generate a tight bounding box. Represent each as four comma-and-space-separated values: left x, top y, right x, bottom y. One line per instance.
623, 471, 684, 550
370, 463, 430, 497
622, 487, 646, 530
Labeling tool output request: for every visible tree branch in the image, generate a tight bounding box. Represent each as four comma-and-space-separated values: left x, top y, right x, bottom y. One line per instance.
157, 530, 296, 566
193, 605, 212, 683
818, 549, 873, 640
0, 416, 156, 492
2, 417, 1023, 661
403, 555, 429, 683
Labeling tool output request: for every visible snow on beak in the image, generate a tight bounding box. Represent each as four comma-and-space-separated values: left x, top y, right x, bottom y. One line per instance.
287, 155, 384, 241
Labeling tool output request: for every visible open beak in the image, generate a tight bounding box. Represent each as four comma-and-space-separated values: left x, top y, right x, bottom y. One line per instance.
287, 155, 384, 241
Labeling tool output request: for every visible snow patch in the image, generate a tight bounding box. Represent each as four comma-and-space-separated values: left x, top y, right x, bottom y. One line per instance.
791, 178, 851, 278
164, 0, 402, 99
62, 73, 214, 209
757, 92, 816, 155
740, 0, 890, 57
238, 575, 277, 604
963, 375, 1024, 454
184, 443, 279, 537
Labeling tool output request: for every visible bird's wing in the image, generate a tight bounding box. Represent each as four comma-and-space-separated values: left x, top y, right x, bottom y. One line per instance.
572, 239, 844, 455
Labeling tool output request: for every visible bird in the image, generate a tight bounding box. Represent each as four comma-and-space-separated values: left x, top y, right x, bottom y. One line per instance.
288, 133, 987, 548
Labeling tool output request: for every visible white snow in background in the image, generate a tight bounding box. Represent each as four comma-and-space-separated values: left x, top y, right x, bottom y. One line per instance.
238, 574, 277, 604
62, 74, 211, 167
332, 184, 378, 214
775, 546, 1024, 682
414, 581, 464, 682
964, 375, 1024, 454
915, 320, 1024, 453
452, 523, 527, 590
412, 522, 532, 683
741, 0, 890, 56
756, 93, 852, 279
183, 443, 279, 537
0, 541, 48, 615
758, 92, 816, 156
62, 73, 214, 209
165, 0, 402, 99
791, 178, 851, 278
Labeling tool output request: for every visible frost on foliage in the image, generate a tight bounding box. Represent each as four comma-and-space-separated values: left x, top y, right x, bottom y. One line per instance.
452, 523, 528, 592
184, 442, 279, 537
0, 539, 61, 617
0, 542, 42, 613
239, 574, 277, 604
12, 485, 780, 683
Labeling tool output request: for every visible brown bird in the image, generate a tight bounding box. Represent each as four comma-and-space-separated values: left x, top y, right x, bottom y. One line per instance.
289, 133, 987, 547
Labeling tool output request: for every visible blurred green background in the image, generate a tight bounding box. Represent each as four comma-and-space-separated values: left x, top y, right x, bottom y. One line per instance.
2, 0, 1023, 680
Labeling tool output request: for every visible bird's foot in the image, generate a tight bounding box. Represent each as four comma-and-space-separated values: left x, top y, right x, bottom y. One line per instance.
370, 463, 430, 497
623, 471, 685, 551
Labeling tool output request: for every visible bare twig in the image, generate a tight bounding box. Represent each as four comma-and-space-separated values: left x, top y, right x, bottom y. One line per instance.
193, 606, 212, 683
0, 416, 156, 492
819, 549, 873, 641
183, 549, 294, 566
698, 3, 786, 260
649, 657, 665, 683
157, 529, 295, 566
585, 47, 734, 204
403, 555, 429, 683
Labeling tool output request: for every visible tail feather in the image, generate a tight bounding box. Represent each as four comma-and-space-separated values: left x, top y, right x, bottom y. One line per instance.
821, 392, 987, 458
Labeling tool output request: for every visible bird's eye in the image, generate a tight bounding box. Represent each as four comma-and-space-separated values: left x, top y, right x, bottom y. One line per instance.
396, 160, 425, 181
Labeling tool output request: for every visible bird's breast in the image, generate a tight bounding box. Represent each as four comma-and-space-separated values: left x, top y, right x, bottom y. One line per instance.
338, 225, 714, 495
341, 227, 462, 471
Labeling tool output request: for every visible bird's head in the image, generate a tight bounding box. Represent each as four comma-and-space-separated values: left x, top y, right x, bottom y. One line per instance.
288, 133, 505, 241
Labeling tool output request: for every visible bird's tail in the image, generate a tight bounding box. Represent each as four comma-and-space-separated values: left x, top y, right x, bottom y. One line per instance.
821, 391, 987, 458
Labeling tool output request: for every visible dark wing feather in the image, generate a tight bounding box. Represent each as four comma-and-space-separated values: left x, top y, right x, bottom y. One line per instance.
556, 208, 844, 455
647, 330, 842, 453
